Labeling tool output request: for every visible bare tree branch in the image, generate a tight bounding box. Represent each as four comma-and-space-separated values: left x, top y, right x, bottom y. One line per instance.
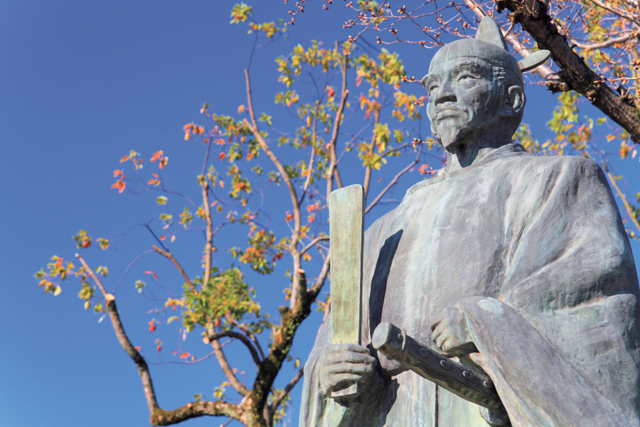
495, 0, 640, 143
229, 318, 266, 361
151, 245, 194, 291
301, 235, 330, 256
269, 366, 305, 412
570, 32, 637, 50
75, 254, 160, 416
327, 42, 350, 197
606, 170, 640, 234
309, 250, 332, 299
201, 138, 215, 286
210, 336, 250, 396
365, 146, 422, 214
203, 330, 262, 367
584, 0, 640, 26
149, 401, 241, 426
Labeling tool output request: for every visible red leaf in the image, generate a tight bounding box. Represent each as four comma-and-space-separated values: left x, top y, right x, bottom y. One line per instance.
149, 324, 156, 332
111, 180, 126, 193
179, 352, 190, 359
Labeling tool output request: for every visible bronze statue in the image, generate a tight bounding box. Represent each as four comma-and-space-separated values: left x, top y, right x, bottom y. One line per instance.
300, 17, 640, 427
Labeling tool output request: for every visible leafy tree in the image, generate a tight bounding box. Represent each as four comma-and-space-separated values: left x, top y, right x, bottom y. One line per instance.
35, 1, 640, 426
35, 3, 434, 426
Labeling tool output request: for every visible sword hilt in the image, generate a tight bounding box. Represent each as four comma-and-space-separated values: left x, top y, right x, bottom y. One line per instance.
372, 322, 504, 411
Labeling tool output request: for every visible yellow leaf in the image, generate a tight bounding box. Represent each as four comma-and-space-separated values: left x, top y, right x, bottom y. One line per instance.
167, 316, 179, 324
54, 286, 61, 296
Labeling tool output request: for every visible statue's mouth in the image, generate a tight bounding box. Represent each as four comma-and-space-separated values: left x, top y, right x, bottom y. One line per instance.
436, 108, 462, 121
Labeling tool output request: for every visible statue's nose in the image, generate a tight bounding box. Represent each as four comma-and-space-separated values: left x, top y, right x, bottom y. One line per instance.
433, 79, 456, 105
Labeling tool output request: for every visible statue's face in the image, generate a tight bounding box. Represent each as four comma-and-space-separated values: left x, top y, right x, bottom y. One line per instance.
424, 57, 502, 149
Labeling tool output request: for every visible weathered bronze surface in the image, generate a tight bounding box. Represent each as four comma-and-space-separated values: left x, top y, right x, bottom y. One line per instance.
300, 16, 640, 427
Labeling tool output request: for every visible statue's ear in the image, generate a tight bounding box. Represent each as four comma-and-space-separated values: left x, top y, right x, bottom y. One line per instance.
500, 85, 525, 117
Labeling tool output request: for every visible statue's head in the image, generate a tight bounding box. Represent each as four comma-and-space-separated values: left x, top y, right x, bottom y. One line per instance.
422, 17, 549, 150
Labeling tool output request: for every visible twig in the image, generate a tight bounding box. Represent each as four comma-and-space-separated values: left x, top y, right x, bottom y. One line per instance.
584, 0, 640, 26
209, 336, 250, 396
309, 251, 332, 298
270, 365, 305, 411
327, 42, 350, 197
203, 330, 262, 367
229, 318, 266, 361
300, 235, 330, 255
151, 246, 195, 291
365, 145, 422, 214
570, 32, 636, 50
606, 171, 640, 234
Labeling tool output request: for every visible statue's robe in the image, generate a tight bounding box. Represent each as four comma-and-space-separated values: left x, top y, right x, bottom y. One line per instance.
300, 144, 640, 426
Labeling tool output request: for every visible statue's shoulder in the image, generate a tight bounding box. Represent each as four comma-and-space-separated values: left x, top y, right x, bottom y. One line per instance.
504, 148, 602, 179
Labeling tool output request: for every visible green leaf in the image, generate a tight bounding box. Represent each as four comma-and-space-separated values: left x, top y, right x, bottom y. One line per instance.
157, 196, 168, 205
136, 280, 146, 293
259, 113, 272, 126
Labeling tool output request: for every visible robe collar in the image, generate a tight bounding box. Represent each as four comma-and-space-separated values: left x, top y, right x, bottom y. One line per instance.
407, 143, 528, 195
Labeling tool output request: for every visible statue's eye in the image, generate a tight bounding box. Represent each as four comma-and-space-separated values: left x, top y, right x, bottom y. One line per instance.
428, 85, 439, 96
458, 73, 478, 81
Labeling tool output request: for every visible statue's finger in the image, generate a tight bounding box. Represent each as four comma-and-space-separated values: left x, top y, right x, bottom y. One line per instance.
330, 343, 370, 354
326, 351, 375, 366
431, 324, 444, 341
329, 373, 365, 391
325, 359, 375, 374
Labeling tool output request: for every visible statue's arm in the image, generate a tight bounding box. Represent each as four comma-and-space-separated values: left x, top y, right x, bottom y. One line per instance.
472, 157, 640, 425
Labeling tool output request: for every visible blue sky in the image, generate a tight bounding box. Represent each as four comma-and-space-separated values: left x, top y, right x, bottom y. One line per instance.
2, 2, 639, 427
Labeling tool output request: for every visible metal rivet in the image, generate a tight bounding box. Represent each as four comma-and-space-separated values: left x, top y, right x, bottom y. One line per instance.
419, 348, 429, 358
483, 380, 493, 389
463, 370, 473, 380
440, 360, 450, 370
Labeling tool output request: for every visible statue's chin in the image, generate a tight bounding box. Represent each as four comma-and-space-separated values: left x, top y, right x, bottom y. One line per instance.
438, 125, 462, 150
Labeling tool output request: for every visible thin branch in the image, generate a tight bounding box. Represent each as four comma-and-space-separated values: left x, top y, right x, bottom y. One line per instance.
309, 250, 332, 298
301, 235, 330, 256
270, 366, 305, 411
606, 171, 640, 234
229, 318, 266, 361
149, 400, 240, 426
327, 42, 350, 197
151, 245, 195, 291
570, 32, 636, 50
365, 146, 422, 214
584, 0, 640, 26
75, 254, 159, 415
243, 70, 301, 251
203, 330, 261, 367
300, 104, 321, 204
209, 336, 250, 396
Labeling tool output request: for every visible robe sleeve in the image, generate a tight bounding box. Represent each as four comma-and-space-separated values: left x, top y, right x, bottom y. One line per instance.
458, 157, 640, 426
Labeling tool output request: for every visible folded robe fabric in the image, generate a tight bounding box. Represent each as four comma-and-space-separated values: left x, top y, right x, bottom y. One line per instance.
300, 144, 640, 427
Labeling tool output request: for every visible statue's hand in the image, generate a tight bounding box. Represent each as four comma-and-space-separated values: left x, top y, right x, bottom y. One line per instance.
317, 343, 378, 397
430, 306, 477, 356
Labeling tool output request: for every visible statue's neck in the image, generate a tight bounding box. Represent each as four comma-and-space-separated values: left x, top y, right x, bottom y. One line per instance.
444, 134, 511, 173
